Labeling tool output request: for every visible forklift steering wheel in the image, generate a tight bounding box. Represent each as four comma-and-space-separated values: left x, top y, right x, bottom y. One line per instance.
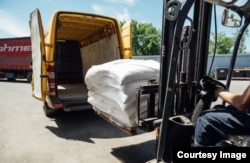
200, 76, 227, 92
190, 77, 227, 123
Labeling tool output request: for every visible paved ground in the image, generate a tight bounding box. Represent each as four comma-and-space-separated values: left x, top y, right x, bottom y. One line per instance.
0, 79, 248, 163
0, 79, 156, 163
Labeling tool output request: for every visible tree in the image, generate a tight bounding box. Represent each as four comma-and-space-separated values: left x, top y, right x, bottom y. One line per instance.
232, 29, 249, 54
209, 29, 249, 54
121, 20, 161, 56
209, 32, 234, 54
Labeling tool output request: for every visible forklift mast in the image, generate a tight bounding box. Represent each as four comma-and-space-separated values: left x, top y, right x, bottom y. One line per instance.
154, 0, 250, 162
159, 0, 211, 118
157, 0, 212, 160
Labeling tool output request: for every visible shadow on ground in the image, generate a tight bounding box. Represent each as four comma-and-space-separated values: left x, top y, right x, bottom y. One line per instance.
111, 140, 156, 163
46, 109, 132, 143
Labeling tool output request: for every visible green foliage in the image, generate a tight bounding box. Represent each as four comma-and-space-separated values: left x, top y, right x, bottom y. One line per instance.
209, 29, 249, 54
232, 29, 249, 54
121, 19, 249, 56
209, 32, 234, 54
121, 20, 161, 56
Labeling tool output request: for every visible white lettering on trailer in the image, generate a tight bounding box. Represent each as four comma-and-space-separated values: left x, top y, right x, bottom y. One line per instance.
0, 44, 31, 52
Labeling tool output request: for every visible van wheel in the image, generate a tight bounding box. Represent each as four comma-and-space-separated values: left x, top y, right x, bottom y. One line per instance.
43, 102, 59, 118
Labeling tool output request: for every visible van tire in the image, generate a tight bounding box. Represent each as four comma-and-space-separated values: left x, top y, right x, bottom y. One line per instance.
43, 102, 59, 118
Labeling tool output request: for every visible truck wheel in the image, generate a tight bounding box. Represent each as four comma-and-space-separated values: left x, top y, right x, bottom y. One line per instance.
26, 71, 32, 83
43, 102, 59, 118
7, 78, 16, 81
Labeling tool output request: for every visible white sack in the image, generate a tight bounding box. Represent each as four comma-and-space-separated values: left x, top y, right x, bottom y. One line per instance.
85, 59, 160, 86
88, 92, 148, 127
87, 80, 149, 104
88, 91, 148, 111
85, 59, 160, 128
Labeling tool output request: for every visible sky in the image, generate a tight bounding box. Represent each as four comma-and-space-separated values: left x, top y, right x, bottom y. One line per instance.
0, 0, 163, 38
1, 0, 250, 53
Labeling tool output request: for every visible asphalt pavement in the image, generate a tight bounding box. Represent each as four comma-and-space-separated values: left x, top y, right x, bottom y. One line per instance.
0, 79, 248, 163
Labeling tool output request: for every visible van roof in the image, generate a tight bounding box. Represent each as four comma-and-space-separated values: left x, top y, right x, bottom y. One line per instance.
50, 11, 119, 43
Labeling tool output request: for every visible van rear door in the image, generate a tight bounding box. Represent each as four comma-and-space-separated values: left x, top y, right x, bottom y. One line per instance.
121, 21, 132, 59
29, 8, 47, 101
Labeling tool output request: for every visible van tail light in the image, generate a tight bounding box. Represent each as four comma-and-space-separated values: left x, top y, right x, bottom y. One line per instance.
47, 65, 56, 92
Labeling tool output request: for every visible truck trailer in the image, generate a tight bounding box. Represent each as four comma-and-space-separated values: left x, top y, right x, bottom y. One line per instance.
0, 37, 32, 82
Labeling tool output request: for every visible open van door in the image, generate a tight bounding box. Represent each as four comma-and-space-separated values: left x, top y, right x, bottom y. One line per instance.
121, 21, 132, 59
29, 8, 47, 101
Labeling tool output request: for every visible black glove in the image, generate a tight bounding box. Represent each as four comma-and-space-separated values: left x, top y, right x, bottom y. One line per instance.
199, 76, 227, 101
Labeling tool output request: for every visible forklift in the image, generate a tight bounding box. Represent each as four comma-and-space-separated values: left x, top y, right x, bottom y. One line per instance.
135, 0, 250, 162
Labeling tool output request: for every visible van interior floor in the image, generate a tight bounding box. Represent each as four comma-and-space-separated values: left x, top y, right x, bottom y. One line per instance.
57, 83, 88, 100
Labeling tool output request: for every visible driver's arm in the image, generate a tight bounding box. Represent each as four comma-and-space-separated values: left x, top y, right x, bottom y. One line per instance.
215, 85, 250, 111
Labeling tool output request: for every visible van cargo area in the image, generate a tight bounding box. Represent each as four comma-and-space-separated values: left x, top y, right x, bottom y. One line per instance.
55, 40, 86, 100
54, 15, 121, 101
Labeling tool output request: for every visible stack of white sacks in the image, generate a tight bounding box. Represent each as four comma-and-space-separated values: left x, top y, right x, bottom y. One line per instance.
85, 59, 160, 128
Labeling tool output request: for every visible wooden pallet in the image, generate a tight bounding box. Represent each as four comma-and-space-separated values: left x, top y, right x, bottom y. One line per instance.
94, 109, 137, 135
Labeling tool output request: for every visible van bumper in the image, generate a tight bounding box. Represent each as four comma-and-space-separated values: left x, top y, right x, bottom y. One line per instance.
63, 99, 92, 112
46, 95, 92, 111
